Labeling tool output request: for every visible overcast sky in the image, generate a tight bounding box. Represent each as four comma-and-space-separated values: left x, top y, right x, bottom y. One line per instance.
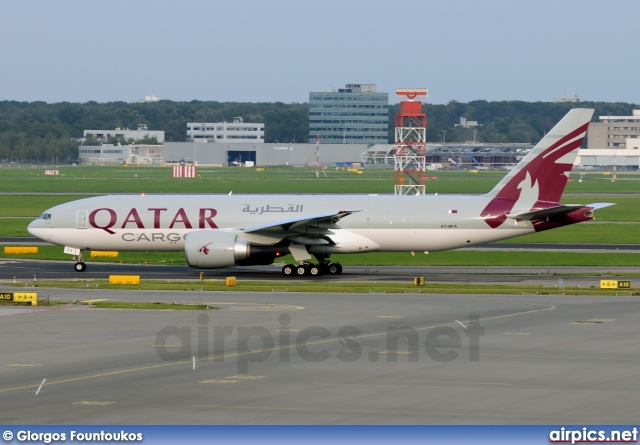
1, 0, 637, 105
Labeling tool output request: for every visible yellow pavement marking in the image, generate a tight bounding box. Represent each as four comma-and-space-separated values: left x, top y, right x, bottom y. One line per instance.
73, 401, 116, 406
80, 299, 110, 303
194, 404, 431, 415
133, 301, 305, 311
313, 382, 497, 390
0, 304, 556, 394
210, 302, 304, 311
226, 375, 266, 380
200, 380, 238, 384
229, 305, 304, 311
368, 379, 511, 386
482, 352, 640, 362
4, 364, 43, 367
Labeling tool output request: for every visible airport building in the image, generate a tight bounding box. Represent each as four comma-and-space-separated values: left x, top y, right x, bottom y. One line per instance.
587, 110, 640, 149
78, 144, 164, 165
78, 140, 639, 171
363, 143, 533, 169
83, 124, 164, 144
575, 143, 640, 170
309, 83, 389, 146
163, 142, 368, 167
186, 117, 264, 143
576, 110, 640, 169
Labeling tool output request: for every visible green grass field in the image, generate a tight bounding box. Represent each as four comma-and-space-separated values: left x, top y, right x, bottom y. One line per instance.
1, 164, 639, 194
1, 164, 639, 267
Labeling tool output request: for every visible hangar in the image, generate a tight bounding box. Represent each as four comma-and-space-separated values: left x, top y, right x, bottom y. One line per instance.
163, 142, 369, 167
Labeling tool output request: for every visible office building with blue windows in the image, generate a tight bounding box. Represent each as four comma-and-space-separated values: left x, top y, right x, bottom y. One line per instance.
309, 83, 389, 145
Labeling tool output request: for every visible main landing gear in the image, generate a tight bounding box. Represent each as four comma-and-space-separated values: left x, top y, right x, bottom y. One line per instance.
281, 262, 342, 277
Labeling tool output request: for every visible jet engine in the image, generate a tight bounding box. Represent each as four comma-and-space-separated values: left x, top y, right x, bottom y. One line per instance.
184, 230, 286, 268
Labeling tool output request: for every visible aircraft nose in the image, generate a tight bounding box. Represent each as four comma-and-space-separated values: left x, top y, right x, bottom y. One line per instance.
28, 217, 50, 241
27, 218, 40, 236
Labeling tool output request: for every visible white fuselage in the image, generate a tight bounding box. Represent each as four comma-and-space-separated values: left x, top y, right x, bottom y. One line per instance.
28, 193, 535, 254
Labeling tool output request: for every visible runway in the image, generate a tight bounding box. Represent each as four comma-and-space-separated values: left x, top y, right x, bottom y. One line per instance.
1, 288, 640, 424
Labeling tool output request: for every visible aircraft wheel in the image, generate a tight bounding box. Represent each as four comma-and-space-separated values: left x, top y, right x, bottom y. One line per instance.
327, 263, 342, 275
308, 265, 321, 276
282, 264, 295, 276
295, 265, 308, 276
74, 262, 87, 272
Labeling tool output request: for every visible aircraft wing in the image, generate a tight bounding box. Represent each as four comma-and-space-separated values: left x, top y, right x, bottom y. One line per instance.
507, 203, 614, 221
241, 210, 359, 245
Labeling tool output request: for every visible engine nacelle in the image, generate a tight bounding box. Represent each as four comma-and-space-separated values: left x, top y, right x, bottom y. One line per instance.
184, 230, 249, 268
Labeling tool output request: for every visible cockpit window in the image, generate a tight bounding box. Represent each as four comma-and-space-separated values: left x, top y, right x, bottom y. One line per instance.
39, 213, 52, 220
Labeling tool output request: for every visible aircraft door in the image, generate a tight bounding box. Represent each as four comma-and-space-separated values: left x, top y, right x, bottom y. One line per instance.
76, 210, 88, 229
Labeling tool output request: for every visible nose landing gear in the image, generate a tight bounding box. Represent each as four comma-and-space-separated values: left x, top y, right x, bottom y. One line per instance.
72, 250, 86, 272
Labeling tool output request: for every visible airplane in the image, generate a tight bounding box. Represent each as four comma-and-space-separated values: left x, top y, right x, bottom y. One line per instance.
28, 108, 613, 277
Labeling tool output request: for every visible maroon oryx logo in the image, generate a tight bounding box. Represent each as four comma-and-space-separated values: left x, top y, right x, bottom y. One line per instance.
481, 121, 589, 228
199, 244, 210, 255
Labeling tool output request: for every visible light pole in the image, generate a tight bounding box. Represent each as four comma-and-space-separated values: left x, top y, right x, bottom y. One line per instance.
441, 130, 447, 143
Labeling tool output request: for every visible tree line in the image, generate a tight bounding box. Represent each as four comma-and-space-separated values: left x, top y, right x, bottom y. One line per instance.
0, 99, 636, 163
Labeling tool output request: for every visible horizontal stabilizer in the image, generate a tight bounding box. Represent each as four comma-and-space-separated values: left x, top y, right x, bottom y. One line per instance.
506, 205, 585, 221
507, 202, 615, 221
585, 202, 616, 210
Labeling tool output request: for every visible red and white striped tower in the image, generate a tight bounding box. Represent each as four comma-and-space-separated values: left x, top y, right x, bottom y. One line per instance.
394, 88, 428, 195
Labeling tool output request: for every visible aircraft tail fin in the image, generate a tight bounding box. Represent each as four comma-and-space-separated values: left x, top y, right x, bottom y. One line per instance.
484, 108, 593, 203
481, 109, 593, 228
